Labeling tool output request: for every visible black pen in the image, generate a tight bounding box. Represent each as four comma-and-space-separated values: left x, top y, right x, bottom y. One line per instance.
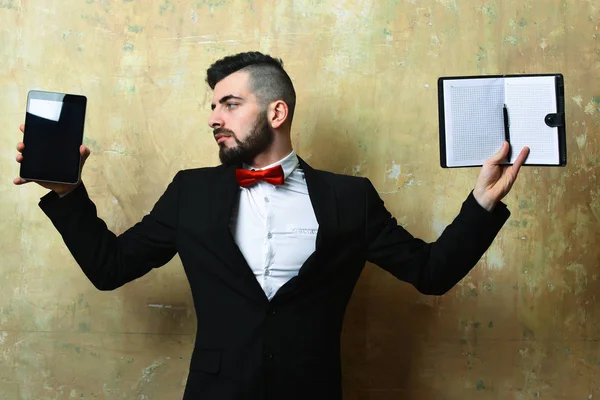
503, 104, 511, 162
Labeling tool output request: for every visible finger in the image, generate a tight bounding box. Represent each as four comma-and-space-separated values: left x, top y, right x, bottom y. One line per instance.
81, 145, 90, 162
16, 142, 24, 152
510, 146, 530, 176
19, 124, 24, 133
16, 154, 23, 163
13, 177, 30, 185
487, 141, 510, 165
80, 145, 90, 157
77, 146, 90, 170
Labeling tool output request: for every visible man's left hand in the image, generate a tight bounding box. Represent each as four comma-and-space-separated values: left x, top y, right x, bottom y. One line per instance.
473, 141, 530, 212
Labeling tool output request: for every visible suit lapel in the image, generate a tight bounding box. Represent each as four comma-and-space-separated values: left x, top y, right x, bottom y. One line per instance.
205, 165, 269, 304
272, 157, 339, 301
298, 157, 338, 256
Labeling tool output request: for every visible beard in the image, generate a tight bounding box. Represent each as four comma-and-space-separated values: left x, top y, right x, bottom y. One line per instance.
216, 111, 273, 166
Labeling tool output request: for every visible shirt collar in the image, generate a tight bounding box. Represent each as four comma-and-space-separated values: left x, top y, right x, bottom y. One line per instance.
242, 150, 299, 180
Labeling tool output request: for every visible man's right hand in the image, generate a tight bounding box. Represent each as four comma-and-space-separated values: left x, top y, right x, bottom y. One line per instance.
14, 124, 91, 197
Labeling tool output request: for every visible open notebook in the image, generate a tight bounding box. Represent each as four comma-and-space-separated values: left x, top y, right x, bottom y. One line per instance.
438, 74, 566, 167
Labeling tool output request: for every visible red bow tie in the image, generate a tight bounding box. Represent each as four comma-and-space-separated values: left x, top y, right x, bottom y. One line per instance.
235, 164, 285, 187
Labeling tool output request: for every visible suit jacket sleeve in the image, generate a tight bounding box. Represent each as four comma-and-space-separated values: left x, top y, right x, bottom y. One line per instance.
38, 172, 181, 290
364, 178, 510, 295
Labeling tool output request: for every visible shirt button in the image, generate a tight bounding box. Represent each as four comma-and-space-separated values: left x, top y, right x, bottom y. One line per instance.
265, 269, 271, 276
267, 233, 272, 239
264, 196, 270, 203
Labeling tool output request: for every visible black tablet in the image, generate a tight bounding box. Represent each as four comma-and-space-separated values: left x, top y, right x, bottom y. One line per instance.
20, 90, 87, 184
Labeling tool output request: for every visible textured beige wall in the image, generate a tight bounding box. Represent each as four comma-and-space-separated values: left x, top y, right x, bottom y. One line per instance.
1, 0, 599, 399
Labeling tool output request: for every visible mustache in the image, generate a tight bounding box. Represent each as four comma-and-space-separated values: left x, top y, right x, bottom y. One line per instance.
213, 128, 235, 137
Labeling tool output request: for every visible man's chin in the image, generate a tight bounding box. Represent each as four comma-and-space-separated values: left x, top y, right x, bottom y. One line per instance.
219, 148, 244, 166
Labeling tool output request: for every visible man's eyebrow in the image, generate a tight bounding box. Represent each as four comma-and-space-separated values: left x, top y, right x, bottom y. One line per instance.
211, 95, 244, 110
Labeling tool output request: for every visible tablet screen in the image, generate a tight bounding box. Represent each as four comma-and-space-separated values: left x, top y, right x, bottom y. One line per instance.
20, 91, 87, 184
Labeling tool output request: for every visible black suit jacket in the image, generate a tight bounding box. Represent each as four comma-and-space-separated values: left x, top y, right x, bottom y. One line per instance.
39, 158, 510, 400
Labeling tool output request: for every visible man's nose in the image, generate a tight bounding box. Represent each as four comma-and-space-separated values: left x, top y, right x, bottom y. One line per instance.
208, 110, 223, 129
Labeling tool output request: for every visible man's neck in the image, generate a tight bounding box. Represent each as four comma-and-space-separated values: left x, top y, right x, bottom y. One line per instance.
248, 148, 293, 169
247, 135, 294, 169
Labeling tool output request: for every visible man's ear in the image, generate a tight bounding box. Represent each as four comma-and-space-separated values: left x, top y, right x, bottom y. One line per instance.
267, 100, 289, 129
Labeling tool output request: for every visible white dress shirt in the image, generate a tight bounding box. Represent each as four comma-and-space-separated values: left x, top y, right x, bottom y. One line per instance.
229, 151, 319, 300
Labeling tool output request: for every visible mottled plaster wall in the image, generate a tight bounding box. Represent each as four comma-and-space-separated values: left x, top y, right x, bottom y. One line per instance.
1, 0, 598, 399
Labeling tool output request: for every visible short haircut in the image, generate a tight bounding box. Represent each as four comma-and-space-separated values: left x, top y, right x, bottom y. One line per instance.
206, 51, 296, 123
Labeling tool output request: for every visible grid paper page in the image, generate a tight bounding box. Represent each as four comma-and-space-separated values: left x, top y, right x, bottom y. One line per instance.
445, 79, 505, 166
505, 77, 559, 164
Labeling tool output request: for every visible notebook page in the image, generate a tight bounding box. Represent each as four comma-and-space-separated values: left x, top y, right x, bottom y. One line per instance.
505, 76, 559, 164
443, 78, 506, 167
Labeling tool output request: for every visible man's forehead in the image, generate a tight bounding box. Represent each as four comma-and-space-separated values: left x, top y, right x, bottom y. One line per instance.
212, 71, 250, 98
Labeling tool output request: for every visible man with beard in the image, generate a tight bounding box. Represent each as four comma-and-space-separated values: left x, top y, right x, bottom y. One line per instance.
14, 51, 529, 399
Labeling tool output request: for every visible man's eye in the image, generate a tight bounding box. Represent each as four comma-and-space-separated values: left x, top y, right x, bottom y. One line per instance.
227, 103, 238, 110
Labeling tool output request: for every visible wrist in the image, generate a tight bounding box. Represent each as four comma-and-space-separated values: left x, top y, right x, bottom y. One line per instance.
55, 183, 81, 198
473, 189, 495, 212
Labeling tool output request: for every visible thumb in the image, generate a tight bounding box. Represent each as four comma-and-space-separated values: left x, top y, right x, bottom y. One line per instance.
487, 141, 509, 165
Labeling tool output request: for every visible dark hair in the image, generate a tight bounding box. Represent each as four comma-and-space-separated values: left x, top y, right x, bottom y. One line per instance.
206, 51, 296, 124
